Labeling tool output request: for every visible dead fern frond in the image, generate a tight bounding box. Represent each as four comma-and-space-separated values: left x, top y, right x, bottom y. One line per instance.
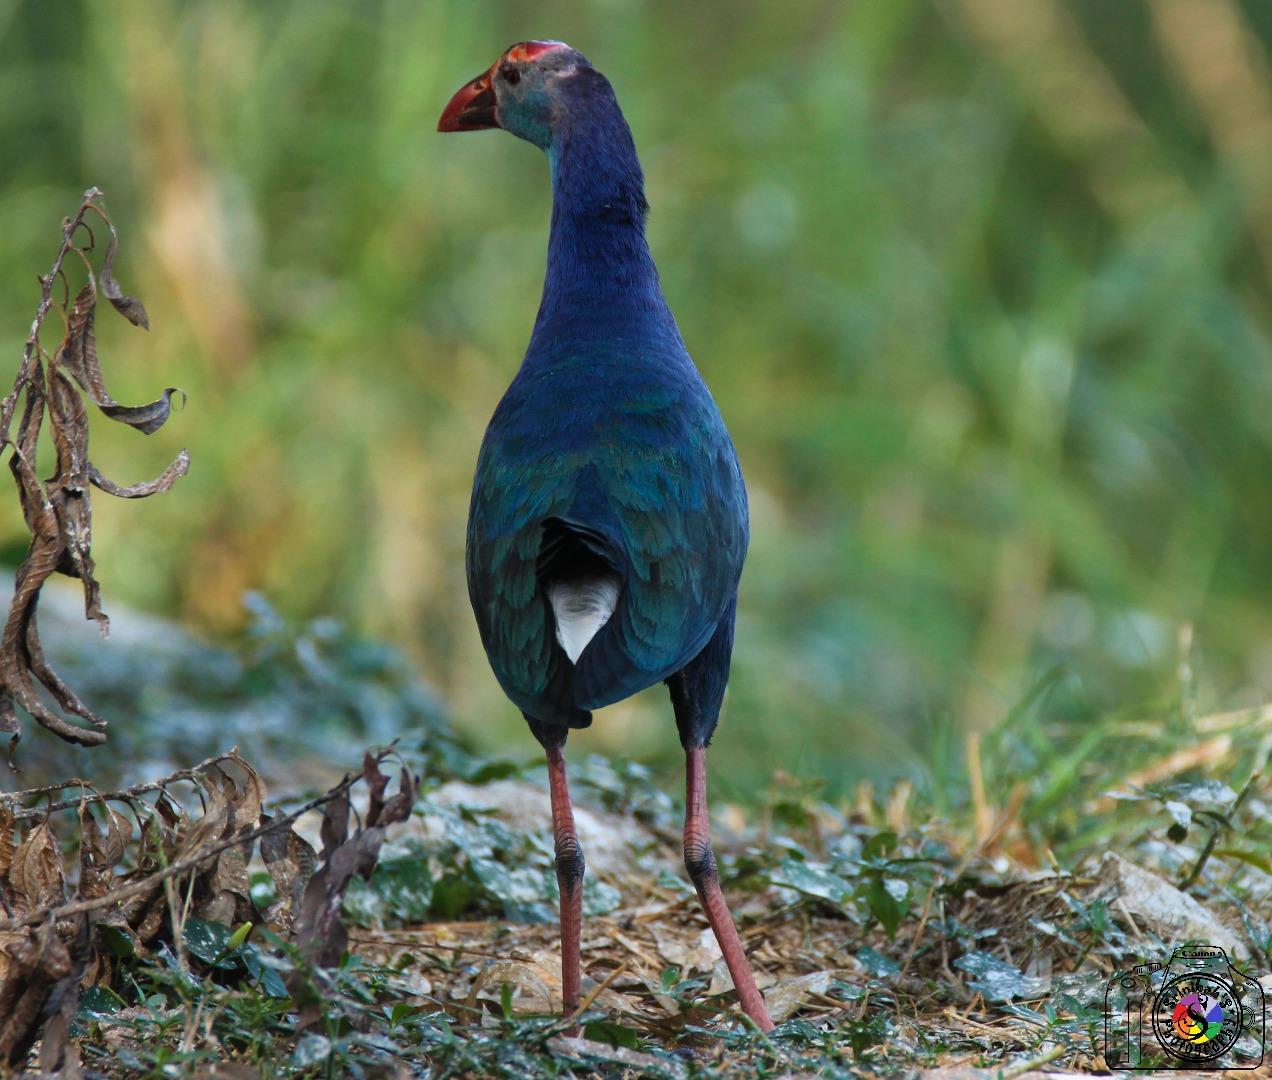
0, 188, 188, 760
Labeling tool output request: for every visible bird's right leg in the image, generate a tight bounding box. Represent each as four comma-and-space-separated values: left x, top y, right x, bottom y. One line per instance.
667, 605, 775, 1033
682, 742, 775, 1032
545, 739, 585, 1032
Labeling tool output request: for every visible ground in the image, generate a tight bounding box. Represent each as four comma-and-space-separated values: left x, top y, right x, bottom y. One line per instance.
1, 592, 1268, 1078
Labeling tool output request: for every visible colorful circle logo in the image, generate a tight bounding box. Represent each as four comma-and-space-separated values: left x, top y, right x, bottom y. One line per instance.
1171, 992, 1223, 1044
1152, 972, 1243, 1061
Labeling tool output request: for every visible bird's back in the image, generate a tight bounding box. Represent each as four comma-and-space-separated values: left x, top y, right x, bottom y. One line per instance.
467, 331, 747, 730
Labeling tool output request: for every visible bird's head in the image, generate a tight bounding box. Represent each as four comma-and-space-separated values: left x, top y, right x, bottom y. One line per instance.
437, 40, 588, 149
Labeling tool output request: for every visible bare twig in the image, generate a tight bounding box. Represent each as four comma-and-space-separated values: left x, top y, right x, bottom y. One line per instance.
0, 748, 243, 819
1000, 1043, 1066, 1078
566, 963, 628, 1024
897, 878, 939, 984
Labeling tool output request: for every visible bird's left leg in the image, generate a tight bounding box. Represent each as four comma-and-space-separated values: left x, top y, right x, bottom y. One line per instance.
544, 737, 585, 1031
667, 603, 775, 1032
681, 741, 775, 1032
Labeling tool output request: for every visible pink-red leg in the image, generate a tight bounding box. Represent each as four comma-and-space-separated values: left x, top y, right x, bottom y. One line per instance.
684, 745, 774, 1032
547, 745, 584, 1034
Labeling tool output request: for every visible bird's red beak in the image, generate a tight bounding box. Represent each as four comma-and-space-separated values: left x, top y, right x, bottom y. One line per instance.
438, 67, 499, 132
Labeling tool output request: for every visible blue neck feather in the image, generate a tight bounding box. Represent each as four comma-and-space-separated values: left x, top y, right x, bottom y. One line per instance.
529, 70, 672, 351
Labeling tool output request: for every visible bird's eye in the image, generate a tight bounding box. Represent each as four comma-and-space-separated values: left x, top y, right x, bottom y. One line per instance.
501, 65, 521, 86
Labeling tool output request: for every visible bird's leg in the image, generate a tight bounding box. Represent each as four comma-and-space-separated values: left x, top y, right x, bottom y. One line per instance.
546, 743, 585, 1033
683, 744, 775, 1032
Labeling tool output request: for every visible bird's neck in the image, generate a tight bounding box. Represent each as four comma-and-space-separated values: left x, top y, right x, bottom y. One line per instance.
530, 79, 669, 344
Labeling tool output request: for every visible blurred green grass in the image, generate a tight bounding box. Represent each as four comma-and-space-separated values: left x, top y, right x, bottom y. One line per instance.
3, 0, 1272, 798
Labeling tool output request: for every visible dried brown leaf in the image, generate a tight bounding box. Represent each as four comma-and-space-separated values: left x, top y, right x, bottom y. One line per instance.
763, 969, 833, 1023
186, 1066, 261, 1080
468, 961, 554, 1015
651, 924, 721, 976
99, 387, 185, 435
0, 930, 20, 988
89, 448, 190, 499
0, 750, 421, 1060
379, 768, 416, 827
172, 775, 231, 862
364, 753, 390, 823
195, 846, 251, 926
77, 814, 109, 905
100, 806, 130, 867
60, 281, 175, 433
38, 1010, 83, 1078
134, 894, 168, 945
77, 799, 128, 903
218, 753, 266, 834
62, 284, 96, 391
80, 943, 111, 992
0, 915, 89, 1070
9, 819, 65, 913
289, 758, 418, 1009
0, 803, 15, 897
260, 817, 317, 931
0, 928, 64, 1065
113, 877, 163, 938
319, 788, 350, 859
155, 790, 183, 831
134, 814, 166, 871
363, 754, 417, 830
100, 276, 150, 330
98, 209, 149, 329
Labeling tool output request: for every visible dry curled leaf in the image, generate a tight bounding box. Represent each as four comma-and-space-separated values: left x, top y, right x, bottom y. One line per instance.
0, 915, 89, 1072
0, 188, 189, 759
260, 816, 317, 932
763, 969, 834, 1023
468, 961, 554, 1016
288, 754, 417, 1024
195, 846, 251, 926
0, 803, 15, 906
64, 284, 181, 434
77, 799, 128, 903
38, 1010, 84, 1080
98, 206, 149, 330
10, 819, 65, 914
218, 755, 267, 833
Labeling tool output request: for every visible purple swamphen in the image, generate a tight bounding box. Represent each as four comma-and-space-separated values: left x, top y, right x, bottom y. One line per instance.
439, 41, 773, 1033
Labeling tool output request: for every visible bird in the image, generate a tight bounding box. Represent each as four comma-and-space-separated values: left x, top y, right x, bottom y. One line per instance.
439, 41, 773, 1033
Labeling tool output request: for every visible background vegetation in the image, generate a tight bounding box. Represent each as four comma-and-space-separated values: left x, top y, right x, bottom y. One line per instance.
4, 0, 1272, 798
